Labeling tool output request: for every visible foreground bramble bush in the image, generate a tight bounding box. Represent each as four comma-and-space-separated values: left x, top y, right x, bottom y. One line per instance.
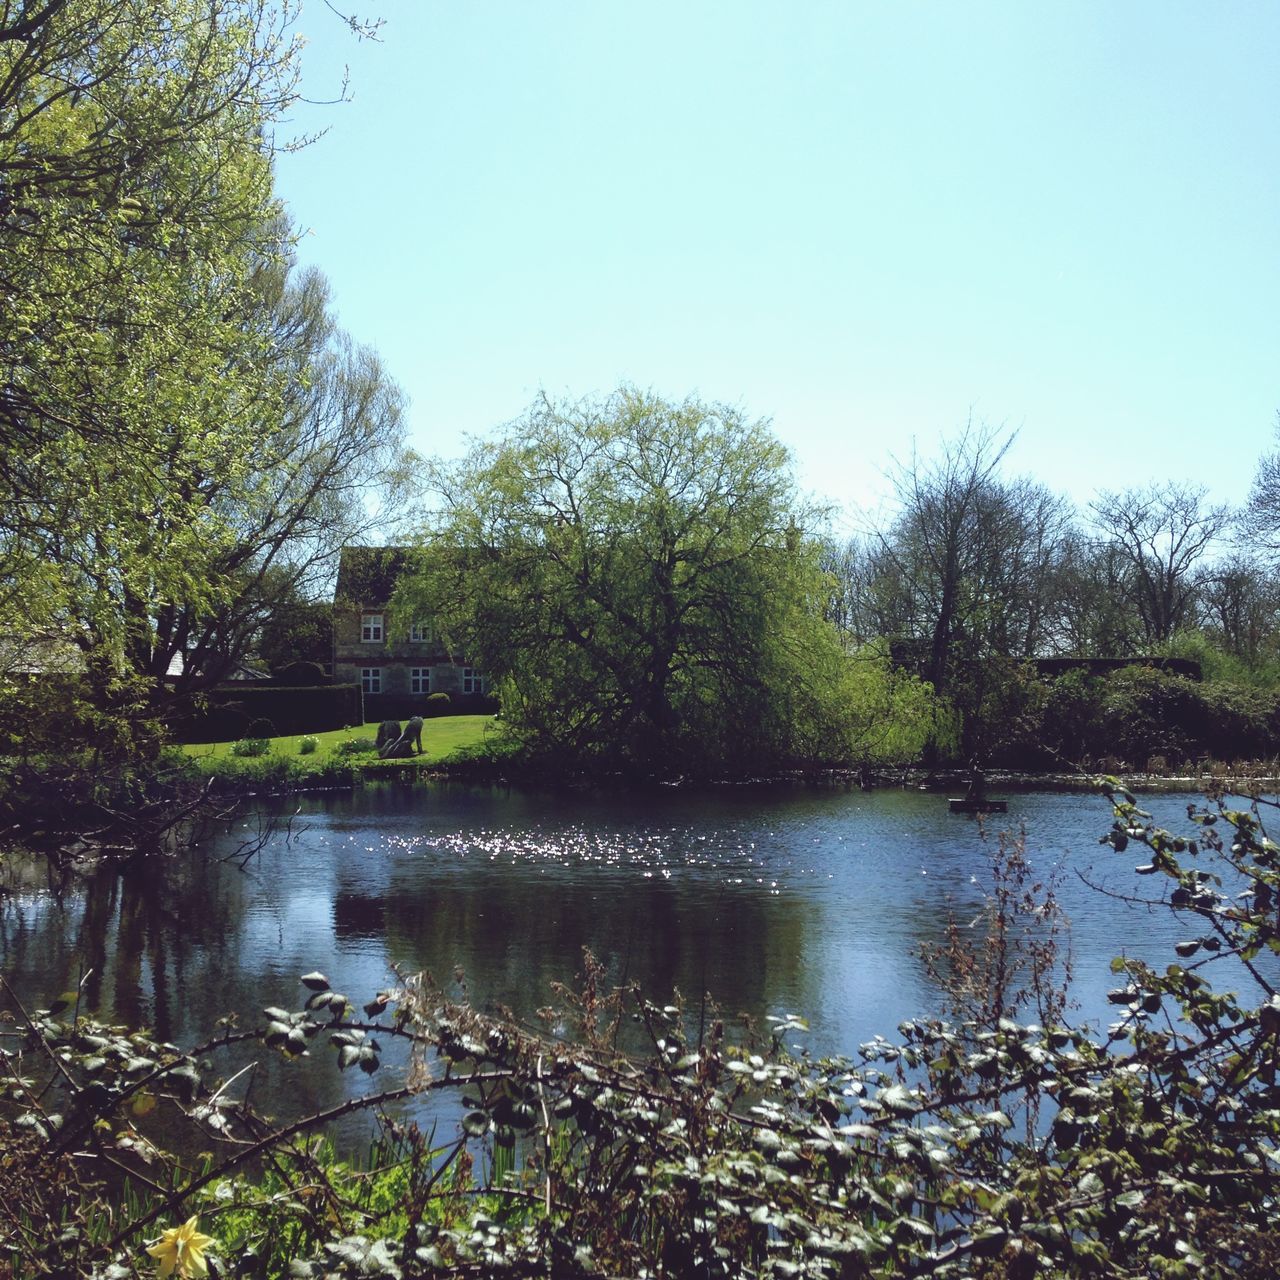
2, 788, 1279, 1277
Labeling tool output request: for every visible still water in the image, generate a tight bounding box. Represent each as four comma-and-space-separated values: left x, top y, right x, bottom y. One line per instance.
0, 783, 1229, 1135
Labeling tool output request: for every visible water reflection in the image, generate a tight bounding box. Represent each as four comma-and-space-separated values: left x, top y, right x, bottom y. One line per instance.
0, 782, 1244, 1138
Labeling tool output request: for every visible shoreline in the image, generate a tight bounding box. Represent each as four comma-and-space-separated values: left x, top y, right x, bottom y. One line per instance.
8, 757, 1273, 861
201, 755, 1280, 798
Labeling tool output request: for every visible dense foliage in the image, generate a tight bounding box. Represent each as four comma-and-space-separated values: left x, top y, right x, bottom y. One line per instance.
0, 1, 405, 767
4, 1, 289, 685
1003, 666, 1280, 772
3, 788, 1278, 1277
0, 2, 410, 864
399, 402, 1280, 775
400, 389, 941, 777
823, 423, 1280, 763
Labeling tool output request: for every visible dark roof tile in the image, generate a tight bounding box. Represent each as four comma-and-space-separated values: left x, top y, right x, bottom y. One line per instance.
334, 546, 413, 604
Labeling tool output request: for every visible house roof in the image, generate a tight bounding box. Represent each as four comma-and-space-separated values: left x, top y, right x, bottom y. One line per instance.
334, 546, 414, 605
0, 635, 84, 676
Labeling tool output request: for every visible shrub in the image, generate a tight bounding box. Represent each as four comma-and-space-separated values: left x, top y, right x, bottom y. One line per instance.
1099, 666, 1202, 765
298, 735, 319, 755
1040, 668, 1105, 764
247, 716, 277, 739
230, 737, 270, 757
1198, 680, 1278, 760
425, 692, 452, 717
955, 656, 1049, 767
215, 753, 294, 782
1094, 668, 1279, 766
435, 734, 523, 771
192, 755, 361, 790
192, 706, 251, 746
273, 660, 327, 687
171, 686, 362, 743
335, 735, 377, 756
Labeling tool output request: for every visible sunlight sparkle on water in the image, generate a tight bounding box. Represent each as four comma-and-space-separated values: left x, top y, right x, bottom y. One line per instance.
393, 823, 779, 880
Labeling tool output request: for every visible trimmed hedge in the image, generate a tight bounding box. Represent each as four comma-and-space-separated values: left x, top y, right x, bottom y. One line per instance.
170, 684, 363, 743
362, 690, 499, 721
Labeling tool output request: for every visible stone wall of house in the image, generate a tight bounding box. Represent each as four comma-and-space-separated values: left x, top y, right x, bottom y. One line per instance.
332, 602, 484, 702
331, 660, 481, 697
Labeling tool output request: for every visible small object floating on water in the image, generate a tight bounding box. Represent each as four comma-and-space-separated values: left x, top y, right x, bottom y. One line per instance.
948, 798, 1008, 815
950, 763, 1005, 814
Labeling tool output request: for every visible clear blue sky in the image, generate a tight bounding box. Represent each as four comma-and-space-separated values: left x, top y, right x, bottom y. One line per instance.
273, 1, 1280, 532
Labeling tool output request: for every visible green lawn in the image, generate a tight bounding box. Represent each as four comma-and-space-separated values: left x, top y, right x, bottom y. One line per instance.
181, 715, 501, 766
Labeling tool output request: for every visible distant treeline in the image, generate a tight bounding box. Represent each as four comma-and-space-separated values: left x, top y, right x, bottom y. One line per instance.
822, 422, 1280, 764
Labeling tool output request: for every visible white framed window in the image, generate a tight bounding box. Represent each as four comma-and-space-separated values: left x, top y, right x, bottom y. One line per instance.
410, 667, 430, 694
361, 667, 381, 694
462, 667, 482, 695
361, 613, 384, 643
409, 619, 432, 643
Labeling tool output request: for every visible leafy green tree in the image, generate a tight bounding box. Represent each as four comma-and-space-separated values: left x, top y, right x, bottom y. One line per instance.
0, 2, 405, 744
1, 1, 300, 684
257, 592, 336, 675
827, 642, 952, 766
400, 388, 856, 775
109, 261, 407, 697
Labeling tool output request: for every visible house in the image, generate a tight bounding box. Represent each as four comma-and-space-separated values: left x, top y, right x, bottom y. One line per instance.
333, 546, 489, 718
0, 634, 83, 678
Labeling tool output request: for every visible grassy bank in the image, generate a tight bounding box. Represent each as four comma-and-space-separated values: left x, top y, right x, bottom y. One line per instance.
179, 716, 509, 787
182, 716, 500, 762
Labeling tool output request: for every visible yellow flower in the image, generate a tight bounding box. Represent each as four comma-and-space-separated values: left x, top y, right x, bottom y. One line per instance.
146, 1216, 215, 1278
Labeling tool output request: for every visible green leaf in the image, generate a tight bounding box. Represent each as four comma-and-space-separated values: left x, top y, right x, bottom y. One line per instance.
877, 1084, 917, 1114
462, 1111, 490, 1137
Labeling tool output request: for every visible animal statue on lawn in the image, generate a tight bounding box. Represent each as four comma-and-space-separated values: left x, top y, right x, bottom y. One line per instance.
377, 716, 424, 758
375, 720, 401, 754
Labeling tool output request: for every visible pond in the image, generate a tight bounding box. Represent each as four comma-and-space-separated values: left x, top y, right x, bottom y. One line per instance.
0, 781, 1237, 1141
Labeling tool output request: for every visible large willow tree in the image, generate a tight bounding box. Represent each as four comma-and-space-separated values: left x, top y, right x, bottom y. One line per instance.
402, 388, 921, 776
